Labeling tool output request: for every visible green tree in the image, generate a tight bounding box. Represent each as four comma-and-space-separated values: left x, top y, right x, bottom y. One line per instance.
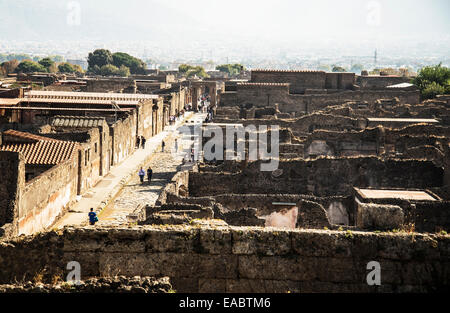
179, 64, 191, 74
187, 66, 208, 78
99, 64, 120, 76
216, 64, 245, 76
178, 64, 209, 78
112, 52, 146, 74
421, 81, 446, 99
87, 49, 113, 73
117, 65, 131, 77
38, 57, 55, 71
1, 59, 20, 75
15, 60, 47, 73
412, 63, 450, 99
58, 62, 76, 73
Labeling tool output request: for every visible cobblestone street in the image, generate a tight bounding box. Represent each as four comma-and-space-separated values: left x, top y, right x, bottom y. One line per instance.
97, 113, 205, 226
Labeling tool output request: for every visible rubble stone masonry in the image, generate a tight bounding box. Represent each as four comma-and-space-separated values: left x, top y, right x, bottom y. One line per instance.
0, 226, 448, 292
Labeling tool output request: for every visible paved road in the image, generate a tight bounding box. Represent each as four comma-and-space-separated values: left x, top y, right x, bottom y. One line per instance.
98, 113, 206, 226
54, 112, 205, 228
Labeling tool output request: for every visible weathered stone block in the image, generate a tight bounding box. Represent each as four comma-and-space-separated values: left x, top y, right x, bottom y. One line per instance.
376, 233, 441, 260
291, 230, 352, 257
63, 252, 100, 278
101, 238, 146, 253
226, 279, 300, 293
145, 227, 199, 253
196, 254, 238, 279
199, 227, 232, 254
62, 228, 109, 252
98, 252, 179, 277
198, 279, 227, 293
238, 255, 314, 281
356, 203, 404, 230
231, 227, 291, 256
171, 277, 199, 293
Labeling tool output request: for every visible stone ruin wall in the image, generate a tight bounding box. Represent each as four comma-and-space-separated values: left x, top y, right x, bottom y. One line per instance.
110, 112, 137, 166
219, 86, 420, 114
85, 78, 137, 93
0, 226, 448, 293
0, 150, 79, 238
19, 155, 79, 236
0, 152, 24, 238
158, 163, 448, 232
250, 71, 329, 93
188, 158, 443, 198
357, 75, 411, 90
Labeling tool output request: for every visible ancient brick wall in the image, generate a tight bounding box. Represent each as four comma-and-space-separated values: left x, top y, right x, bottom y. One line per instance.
149, 98, 164, 136
220, 87, 419, 114
20, 155, 78, 235
136, 100, 153, 140
219, 92, 237, 106
325, 72, 356, 89
0, 226, 448, 292
85, 78, 137, 93
78, 128, 102, 193
189, 158, 443, 198
0, 152, 24, 235
303, 128, 381, 158
303, 90, 420, 113
251, 70, 327, 94
213, 113, 364, 137
236, 84, 290, 107
357, 76, 411, 89
110, 113, 137, 166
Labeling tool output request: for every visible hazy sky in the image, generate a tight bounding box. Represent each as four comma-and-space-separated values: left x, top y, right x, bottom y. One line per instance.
0, 0, 448, 41
0, 0, 449, 60
160, 0, 450, 39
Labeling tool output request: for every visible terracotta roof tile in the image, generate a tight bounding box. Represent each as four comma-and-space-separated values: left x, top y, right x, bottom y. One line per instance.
51, 115, 106, 128
2, 129, 57, 143
0, 130, 78, 165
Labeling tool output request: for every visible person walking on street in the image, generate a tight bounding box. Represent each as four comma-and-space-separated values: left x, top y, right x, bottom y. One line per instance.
141, 137, 146, 149
147, 167, 153, 183
161, 140, 165, 152
88, 208, 98, 225
139, 167, 145, 183
136, 136, 141, 149
174, 139, 178, 153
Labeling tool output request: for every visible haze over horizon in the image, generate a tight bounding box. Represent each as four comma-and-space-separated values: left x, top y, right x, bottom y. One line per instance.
0, 0, 449, 65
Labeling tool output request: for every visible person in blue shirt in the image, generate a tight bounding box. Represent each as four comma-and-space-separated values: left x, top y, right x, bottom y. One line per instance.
88, 208, 98, 225
139, 167, 145, 183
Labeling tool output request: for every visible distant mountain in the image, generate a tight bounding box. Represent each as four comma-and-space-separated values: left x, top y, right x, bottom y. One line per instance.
1, 0, 449, 47
0, 0, 202, 41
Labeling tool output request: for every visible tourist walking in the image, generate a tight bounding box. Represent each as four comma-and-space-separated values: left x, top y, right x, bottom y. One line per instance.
136, 136, 141, 149
138, 167, 145, 183
174, 139, 178, 153
161, 140, 165, 152
88, 208, 98, 225
147, 167, 153, 183
141, 137, 146, 149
